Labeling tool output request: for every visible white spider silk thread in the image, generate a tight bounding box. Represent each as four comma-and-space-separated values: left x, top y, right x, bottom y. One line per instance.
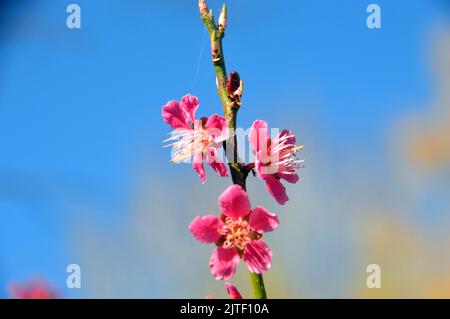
191, 28, 207, 91
192, 1, 222, 90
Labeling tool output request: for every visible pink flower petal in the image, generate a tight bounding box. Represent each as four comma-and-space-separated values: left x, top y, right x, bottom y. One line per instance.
254, 151, 268, 179
189, 215, 224, 244
265, 175, 289, 205
208, 161, 229, 178
278, 172, 299, 184
218, 185, 251, 220
180, 94, 199, 123
225, 283, 243, 299
243, 240, 272, 274
192, 153, 206, 184
209, 247, 240, 280
205, 147, 228, 177
255, 150, 276, 176
249, 120, 269, 153
249, 206, 279, 233
162, 100, 191, 130
204, 114, 229, 143
277, 129, 296, 146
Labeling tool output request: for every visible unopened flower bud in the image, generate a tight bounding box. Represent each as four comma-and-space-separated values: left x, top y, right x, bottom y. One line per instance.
199, 0, 208, 16
226, 71, 240, 96
219, 4, 227, 31
225, 283, 243, 299
235, 80, 244, 99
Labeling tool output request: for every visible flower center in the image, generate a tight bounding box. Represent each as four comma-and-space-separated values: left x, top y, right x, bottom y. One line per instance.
220, 217, 252, 251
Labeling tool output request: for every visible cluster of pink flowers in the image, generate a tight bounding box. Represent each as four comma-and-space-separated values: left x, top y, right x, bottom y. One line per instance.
162, 95, 303, 204
160, 1, 305, 299
162, 94, 304, 282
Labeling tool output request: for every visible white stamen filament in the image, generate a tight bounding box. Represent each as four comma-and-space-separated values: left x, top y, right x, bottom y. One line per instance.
265, 133, 305, 174
163, 128, 215, 163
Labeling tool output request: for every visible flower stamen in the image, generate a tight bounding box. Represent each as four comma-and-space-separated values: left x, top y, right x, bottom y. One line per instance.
220, 217, 252, 251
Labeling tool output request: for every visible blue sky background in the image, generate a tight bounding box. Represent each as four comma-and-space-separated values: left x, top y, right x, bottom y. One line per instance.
0, 0, 449, 298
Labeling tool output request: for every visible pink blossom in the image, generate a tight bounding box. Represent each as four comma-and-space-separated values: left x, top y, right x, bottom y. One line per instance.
162, 94, 229, 183
8, 279, 58, 299
190, 185, 279, 280
249, 120, 304, 205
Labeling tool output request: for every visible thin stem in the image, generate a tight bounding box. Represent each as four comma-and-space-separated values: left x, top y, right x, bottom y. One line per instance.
200, 3, 267, 299
250, 273, 267, 299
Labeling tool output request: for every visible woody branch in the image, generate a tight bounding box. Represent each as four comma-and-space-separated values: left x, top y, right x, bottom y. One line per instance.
199, 0, 267, 299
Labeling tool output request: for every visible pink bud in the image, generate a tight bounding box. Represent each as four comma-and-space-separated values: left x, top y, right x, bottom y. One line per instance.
199, 0, 208, 16
226, 71, 240, 96
225, 283, 243, 299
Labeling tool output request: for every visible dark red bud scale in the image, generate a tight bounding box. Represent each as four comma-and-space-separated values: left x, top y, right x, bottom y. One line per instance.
226, 71, 241, 96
